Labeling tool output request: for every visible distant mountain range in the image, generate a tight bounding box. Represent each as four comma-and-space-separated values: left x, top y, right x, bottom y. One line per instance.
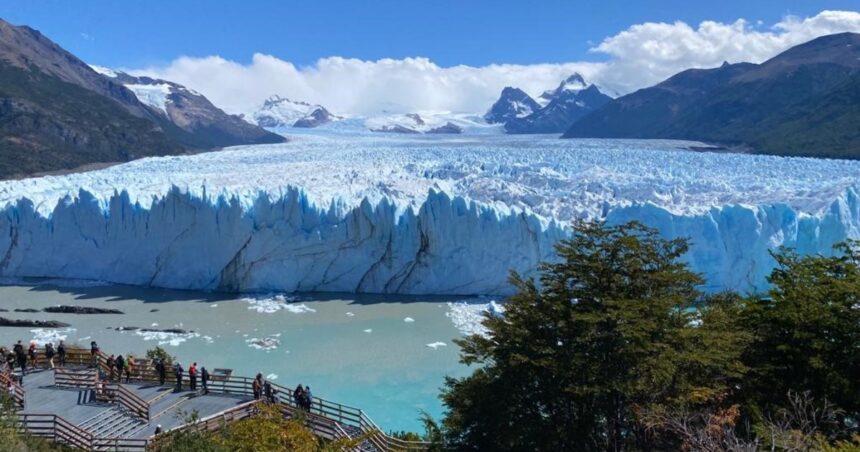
564, 32, 860, 159
0, 19, 282, 179
252, 95, 340, 128
485, 74, 612, 134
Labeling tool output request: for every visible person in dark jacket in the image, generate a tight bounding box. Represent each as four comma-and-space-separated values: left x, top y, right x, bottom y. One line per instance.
57, 341, 66, 367
155, 359, 166, 386
90, 341, 99, 367
174, 363, 184, 392
252, 373, 263, 400
293, 384, 304, 409
201, 366, 210, 395
45, 343, 56, 369
114, 354, 125, 382
304, 386, 313, 412
13, 341, 26, 376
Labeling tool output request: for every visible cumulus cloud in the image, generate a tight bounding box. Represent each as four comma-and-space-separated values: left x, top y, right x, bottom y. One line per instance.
129, 10, 860, 116
593, 10, 860, 93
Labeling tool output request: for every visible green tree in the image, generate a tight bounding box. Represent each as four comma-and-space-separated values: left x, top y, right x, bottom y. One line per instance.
743, 243, 860, 426
440, 221, 748, 451
146, 346, 176, 368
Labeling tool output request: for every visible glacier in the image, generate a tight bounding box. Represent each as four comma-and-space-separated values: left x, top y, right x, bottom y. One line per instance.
1, 133, 859, 295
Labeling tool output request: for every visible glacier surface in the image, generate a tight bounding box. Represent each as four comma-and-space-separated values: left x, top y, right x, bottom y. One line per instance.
1, 133, 859, 295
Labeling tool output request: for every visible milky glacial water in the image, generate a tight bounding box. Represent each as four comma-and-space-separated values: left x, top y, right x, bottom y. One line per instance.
0, 280, 486, 432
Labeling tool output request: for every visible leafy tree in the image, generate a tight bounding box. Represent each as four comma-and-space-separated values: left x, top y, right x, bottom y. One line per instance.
743, 243, 860, 425
146, 346, 176, 368
440, 221, 748, 451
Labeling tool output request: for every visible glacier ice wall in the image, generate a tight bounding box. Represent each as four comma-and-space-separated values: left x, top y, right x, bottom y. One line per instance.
1, 185, 859, 295
0, 188, 566, 295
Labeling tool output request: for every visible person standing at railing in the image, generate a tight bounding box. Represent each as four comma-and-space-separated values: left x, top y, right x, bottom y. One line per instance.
124, 355, 133, 383
13, 341, 26, 378
253, 373, 263, 400
113, 354, 123, 382
201, 366, 210, 395
263, 380, 273, 405
45, 342, 56, 369
106, 354, 116, 381
27, 342, 36, 369
174, 362, 184, 392
57, 341, 66, 367
304, 386, 313, 412
90, 341, 100, 368
189, 362, 198, 391
155, 358, 166, 386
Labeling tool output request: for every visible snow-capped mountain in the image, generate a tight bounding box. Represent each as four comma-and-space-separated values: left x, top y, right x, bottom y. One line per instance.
91, 66, 284, 148
538, 73, 588, 105
496, 73, 613, 134
483, 87, 542, 124
366, 113, 463, 134
252, 95, 339, 128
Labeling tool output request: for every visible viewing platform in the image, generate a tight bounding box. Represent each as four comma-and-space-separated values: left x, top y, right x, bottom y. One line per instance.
2, 347, 427, 451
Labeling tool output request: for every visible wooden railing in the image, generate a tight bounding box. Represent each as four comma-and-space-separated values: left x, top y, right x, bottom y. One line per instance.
16, 413, 149, 451
147, 400, 261, 451
12, 346, 431, 451
103, 383, 150, 421
54, 367, 98, 388
0, 369, 25, 408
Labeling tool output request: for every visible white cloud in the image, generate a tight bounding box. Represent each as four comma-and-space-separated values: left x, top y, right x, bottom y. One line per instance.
129, 10, 860, 117
592, 10, 860, 93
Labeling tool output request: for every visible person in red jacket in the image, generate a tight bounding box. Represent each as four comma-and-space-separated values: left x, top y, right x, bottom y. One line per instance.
189, 362, 198, 391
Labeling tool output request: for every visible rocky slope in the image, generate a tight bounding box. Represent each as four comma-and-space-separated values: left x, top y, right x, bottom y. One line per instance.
97, 69, 284, 148
0, 19, 282, 179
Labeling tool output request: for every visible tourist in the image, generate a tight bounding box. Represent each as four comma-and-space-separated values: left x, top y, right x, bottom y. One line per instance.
189, 362, 198, 391
27, 342, 36, 369
107, 354, 116, 381
263, 380, 273, 405
124, 355, 133, 383
293, 384, 304, 409
155, 358, 166, 386
90, 341, 99, 367
174, 362, 184, 391
45, 342, 56, 369
252, 373, 263, 400
304, 386, 313, 412
114, 354, 124, 382
6, 380, 15, 401
13, 341, 26, 376
57, 341, 66, 367
201, 366, 210, 395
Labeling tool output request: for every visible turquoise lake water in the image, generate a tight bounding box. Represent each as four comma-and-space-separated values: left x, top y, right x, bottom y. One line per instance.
0, 280, 485, 432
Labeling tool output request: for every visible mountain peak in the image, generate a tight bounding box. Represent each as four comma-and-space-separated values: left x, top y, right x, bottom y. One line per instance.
484, 87, 541, 123
539, 73, 588, 104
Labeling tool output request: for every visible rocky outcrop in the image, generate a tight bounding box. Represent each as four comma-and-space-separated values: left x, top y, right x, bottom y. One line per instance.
0, 317, 70, 328
44, 305, 124, 314
427, 122, 463, 134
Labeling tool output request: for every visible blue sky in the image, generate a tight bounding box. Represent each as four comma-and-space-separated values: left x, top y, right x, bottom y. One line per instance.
2, 0, 858, 68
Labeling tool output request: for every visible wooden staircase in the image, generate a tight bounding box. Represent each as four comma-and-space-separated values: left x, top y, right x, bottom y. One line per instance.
79, 407, 146, 441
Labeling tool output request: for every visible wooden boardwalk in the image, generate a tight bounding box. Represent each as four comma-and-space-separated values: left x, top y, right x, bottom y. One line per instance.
4, 347, 428, 451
